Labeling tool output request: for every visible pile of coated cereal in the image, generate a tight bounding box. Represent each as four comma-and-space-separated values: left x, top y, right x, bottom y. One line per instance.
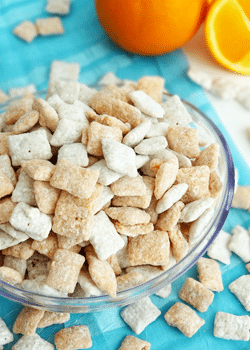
0, 63, 249, 349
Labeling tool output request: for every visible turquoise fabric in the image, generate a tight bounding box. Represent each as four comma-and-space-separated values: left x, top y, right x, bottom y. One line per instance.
1, 1, 250, 349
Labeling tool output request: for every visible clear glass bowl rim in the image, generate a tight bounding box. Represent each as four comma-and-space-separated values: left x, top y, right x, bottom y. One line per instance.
0, 90, 235, 313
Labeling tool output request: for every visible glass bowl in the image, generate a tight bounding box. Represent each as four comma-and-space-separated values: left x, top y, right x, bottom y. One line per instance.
0, 89, 235, 313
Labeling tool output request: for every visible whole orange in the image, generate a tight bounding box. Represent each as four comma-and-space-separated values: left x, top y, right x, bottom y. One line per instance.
95, 0, 207, 55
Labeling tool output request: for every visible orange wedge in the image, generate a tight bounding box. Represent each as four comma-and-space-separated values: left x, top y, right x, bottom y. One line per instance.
205, 0, 250, 75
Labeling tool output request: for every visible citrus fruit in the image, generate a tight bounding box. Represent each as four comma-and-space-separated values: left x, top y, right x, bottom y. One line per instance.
95, 0, 207, 55
205, 0, 250, 75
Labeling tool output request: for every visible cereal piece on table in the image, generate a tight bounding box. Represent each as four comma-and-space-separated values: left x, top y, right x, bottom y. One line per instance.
229, 275, 250, 311
118, 335, 151, 350
36, 17, 64, 35
31, 231, 58, 259
34, 180, 60, 215
13, 306, 45, 336
10, 202, 52, 241
154, 157, 179, 200
129, 90, 165, 119
179, 277, 214, 312
37, 311, 70, 328
3, 256, 27, 279
136, 75, 164, 103
89, 94, 141, 128
187, 67, 212, 90
194, 143, 220, 171
2, 239, 34, 260
155, 284, 171, 298
78, 83, 97, 105
8, 129, 52, 166
50, 158, 99, 199
12, 110, 39, 135
0, 90, 9, 104
156, 201, 184, 231
164, 302, 205, 337
214, 312, 250, 341
33, 98, 58, 132
0, 266, 23, 285
0, 169, 14, 199
189, 207, 214, 245
123, 120, 151, 148
11, 333, 54, 350
11, 169, 36, 206
180, 197, 214, 223
57, 143, 88, 167
197, 257, 223, 292
0, 317, 14, 346
175, 166, 210, 203
105, 207, 150, 225
156, 184, 187, 214
46, 249, 85, 293
134, 136, 168, 156
167, 126, 200, 159
0, 198, 16, 224
112, 176, 155, 209
21, 159, 55, 181
209, 170, 223, 199
110, 174, 146, 196
168, 225, 188, 262
0, 132, 11, 157
54, 325, 92, 350
87, 121, 122, 156
231, 185, 250, 210
121, 297, 161, 334
210, 78, 239, 99
161, 95, 192, 126
228, 225, 250, 262
207, 230, 231, 264
52, 190, 97, 239
13, 20, 38, 42
106, 254, 121, 276
89, 159, 123, 186
46, 0, 70, 14
85, 245, 117, 297
101, 138, 137, 178
114, 222, 154, 237
117, 271, 148, 292
78, 265, 103, 296
145, 122, 169, 138
0, 155, 15, 186
89, 211, 124, 260
4, 96, 33, 125
128, 230, 170, 266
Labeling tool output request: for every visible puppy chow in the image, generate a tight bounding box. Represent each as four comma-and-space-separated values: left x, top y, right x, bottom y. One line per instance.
54, 325, 92, 350
57, 143, 89, 167
0, 317, 14, 345
8, 129, 52, 166
121, 297, 161, 334
207, 229, 232, 264
13, 21, 38, 43
36, 17, 64, 36
164, 302, 205, 337
13, 306, 45, 336
197, 257, 223, 292
214, 312, 250, 341
11, 168, 36, 206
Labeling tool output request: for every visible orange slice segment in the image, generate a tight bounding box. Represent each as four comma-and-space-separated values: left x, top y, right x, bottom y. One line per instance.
205, 0, 250, 75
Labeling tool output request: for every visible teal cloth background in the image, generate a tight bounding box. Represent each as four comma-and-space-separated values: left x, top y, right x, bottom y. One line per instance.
1, 1, 250, 349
